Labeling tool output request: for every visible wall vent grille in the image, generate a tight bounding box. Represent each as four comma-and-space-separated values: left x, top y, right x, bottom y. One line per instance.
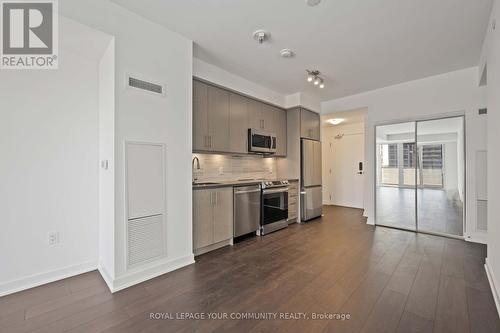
479, 108, 487, 115
127, 215, 165, 266
127, 76, 165, 96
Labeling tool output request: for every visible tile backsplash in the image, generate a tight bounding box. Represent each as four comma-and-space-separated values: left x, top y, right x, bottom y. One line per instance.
192, 153, 278, 182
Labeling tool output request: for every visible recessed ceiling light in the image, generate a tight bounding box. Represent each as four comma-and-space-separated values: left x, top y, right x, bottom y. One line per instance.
306, 0, 321, 6
327, 118, 344, 125
280, 49, 294, 58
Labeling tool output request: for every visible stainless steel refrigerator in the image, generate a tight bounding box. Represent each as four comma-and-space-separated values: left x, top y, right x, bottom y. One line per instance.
301, 139, 323, 221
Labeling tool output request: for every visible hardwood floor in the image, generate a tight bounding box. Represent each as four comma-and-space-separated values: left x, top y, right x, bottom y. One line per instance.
1, 205, 498, 333
377, 187, 463, 236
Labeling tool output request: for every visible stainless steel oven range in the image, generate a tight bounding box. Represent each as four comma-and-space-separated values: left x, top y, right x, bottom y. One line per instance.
260, 180, 289, 235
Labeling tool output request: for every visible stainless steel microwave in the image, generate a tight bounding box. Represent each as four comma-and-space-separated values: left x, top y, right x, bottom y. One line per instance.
248, 129, 277, 154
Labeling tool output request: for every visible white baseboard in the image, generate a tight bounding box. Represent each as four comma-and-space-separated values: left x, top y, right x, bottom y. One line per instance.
465, 232, 487, 244
105, 254, 195, 293
0, 260, 97, 297
97, 264, 114, 292
485, 258, 500, 319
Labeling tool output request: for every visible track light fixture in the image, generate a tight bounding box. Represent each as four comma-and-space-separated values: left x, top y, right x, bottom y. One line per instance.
306, 70, 325, 89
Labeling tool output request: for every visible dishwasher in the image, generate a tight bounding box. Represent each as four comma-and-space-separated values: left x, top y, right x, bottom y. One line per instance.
233, 185, 261, 237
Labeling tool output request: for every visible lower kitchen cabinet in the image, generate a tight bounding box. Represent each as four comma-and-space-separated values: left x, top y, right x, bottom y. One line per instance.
193, 187, 233, 255
288, 180, 299, 223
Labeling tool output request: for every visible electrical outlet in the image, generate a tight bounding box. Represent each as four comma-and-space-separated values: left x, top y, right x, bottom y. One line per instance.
218, 167, 223, 175
268, 167, 273, 174
48, 232, 59, 245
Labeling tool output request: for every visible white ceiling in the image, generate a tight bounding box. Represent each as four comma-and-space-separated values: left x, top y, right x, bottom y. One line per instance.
322, 108, 367, 126
111, 0, 492, 101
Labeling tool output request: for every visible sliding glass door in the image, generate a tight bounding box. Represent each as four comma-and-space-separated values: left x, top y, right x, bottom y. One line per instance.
376, 122, 417, 231
375, 116, 464, 237
416, 117, 464, 236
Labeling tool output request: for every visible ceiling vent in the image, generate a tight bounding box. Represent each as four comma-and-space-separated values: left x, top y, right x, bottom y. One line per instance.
127, 75, 165, 96
479, 108, 487, 115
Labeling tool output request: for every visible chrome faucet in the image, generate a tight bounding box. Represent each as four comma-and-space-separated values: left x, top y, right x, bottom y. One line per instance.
192, 156, 200, 182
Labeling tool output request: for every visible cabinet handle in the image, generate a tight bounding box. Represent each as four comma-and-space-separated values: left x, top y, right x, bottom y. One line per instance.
208, 136, 212, 148
216, 192, 218, 205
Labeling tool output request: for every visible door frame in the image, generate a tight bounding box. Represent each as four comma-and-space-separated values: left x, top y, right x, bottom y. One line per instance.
373, 113, 466, 240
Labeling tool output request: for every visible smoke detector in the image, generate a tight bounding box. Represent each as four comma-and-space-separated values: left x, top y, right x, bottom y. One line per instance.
253, 30, 270, 44
280, 49, 294, 58
306, 0, 321, 6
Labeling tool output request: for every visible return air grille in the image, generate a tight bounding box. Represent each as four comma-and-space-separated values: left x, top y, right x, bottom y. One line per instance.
127, 76, 165, 95
127, 215, 165, 267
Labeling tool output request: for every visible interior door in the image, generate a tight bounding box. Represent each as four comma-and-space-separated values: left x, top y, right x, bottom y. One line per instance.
329, 133, 365, 208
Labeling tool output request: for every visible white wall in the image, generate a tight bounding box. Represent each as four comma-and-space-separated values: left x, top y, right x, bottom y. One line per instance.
322, 67, 487, 243
59, 0, 194, 291
194, 58, 322, 113
0, 30, 102, 295
98, 40, 116, 281
194, 58, 286, 107
481, 0, 500, 315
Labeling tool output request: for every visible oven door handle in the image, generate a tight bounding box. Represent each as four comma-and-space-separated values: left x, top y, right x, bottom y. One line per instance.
263, 187, 288, 195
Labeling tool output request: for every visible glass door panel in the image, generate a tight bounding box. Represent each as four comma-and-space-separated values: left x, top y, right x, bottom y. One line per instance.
416, 117, 464, 236
376, 122, 416, 231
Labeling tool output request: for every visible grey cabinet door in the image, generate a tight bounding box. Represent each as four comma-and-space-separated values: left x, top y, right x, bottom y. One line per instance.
193, 80, 209, 151
300, 108, 320, 141
213, 188, 233, 243
261, 104, 277, 132
208, 85, 230, 152
275, 108, 287, 156
247, 99, 262, 130
193, 189, 213, 250
229, 93, 249, 154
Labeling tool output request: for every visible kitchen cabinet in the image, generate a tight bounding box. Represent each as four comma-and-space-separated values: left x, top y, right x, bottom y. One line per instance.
193, 78, 287, 156
208, 85, 230, 151
193, 187, 233, 255
229, 93, 249, 154
247, 99, 263, 130
274, 107, 287, 156
193, 80, 209, 151
288, 180, 299, 222
192, 81, 230, 152
300, 108, 320, 141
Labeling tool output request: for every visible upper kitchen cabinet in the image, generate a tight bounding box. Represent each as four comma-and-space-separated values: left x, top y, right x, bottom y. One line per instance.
193, 80, 209, 151
193, 80, 230, 152
229, 92, 249, 154
247, 99, 263, 130
300, 108, 321, 141
207, 85, 230, 152
262, 104, 287, 156
193, 78, 287, 156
